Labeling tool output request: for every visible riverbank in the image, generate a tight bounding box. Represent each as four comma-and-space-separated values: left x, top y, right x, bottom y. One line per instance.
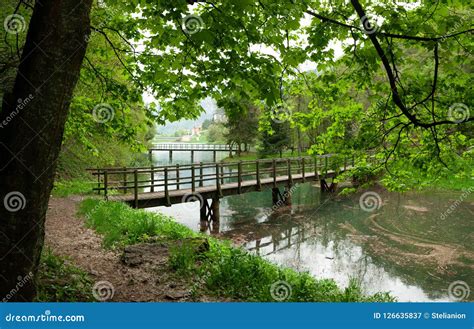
40, 196, 393, 302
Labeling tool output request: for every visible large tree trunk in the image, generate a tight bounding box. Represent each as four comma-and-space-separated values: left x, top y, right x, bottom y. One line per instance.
0, 0, 92, 301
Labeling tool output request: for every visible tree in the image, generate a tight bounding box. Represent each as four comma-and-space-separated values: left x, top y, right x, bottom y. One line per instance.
0, 0, 93, 300
1, 0, 473, 301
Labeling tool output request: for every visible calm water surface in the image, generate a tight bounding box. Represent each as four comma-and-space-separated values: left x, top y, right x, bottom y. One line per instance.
149, 146, 474, 301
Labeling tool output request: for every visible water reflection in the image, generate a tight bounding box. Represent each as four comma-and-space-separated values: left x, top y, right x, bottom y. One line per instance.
149, 145, 474, 301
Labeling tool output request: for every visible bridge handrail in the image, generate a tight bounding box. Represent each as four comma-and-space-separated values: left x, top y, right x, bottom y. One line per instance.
87, 153, 375, 207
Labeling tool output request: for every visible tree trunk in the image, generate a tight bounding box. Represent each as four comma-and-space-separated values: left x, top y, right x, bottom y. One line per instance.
0, 0, 92, 301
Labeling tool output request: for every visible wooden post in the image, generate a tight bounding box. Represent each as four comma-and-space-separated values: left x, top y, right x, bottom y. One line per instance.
176, 164, 180, 190
287, 159, 293, 186
149, 150, 153, 163
301, 158, 305, 182
122, 168, 127, 194
134, 170, 138, 208
97, 169, 101, 195
199, 162, 204, 187
191, 150, 194, 163
238, 161, 242, 194
169, 150, 173, 162
324, 156, 328, 177
104, 170, 108, 199
191, 164, 196, 192
211, 196, 220, 222
164, 167, 171, 206
200, 198, 207, 222
213, 150, 216, 162
220, 164, 224, 184
272, 187, 279, 206
216, 163, 222, 197
150, 165, 155, 192
256, 160, 261, 191
272, 159, 277, 187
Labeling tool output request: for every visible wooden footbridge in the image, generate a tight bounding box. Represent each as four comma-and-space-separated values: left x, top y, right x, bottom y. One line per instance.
149, 143, 238, 162
88, 155, 354, 222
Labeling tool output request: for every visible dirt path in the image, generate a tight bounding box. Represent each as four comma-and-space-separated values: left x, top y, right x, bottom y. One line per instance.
44, 197, 208, 302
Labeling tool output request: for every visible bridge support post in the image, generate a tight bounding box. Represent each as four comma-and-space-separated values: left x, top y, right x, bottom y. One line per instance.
191, 150, 194, 163
168, 150, 172, 162
211, 196, 220, 222
149, 150, 153, 164
284, 185, 292, 206
199, 196, 220, 224
320, 179, 337, 193
213, 150, 217, 162
272, 187, 280, 206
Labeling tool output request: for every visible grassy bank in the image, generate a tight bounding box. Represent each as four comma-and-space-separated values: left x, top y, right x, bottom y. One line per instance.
36, 249, 94, 302
78, 199, 393, 302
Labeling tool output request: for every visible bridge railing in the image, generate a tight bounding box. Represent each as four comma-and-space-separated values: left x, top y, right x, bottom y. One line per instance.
87, 154, 359, 204
150, 143, 236, 151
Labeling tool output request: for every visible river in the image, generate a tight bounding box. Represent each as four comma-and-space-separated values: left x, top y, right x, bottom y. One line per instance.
148, 145, 474, 302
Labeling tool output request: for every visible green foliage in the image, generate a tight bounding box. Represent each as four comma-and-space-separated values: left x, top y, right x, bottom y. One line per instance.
35, 249, 94, 302
52, 179, 94, 197
78, 199, 195, 248
80, 199, 394, 302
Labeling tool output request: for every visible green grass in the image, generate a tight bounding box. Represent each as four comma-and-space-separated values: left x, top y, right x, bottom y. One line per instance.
36, 248, 94, 302
52, 178, 95, 197
78, 199, 194, 248
79, 199, 394, 302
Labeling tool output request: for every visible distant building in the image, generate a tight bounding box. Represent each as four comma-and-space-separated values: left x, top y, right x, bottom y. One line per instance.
180, 135, 192, 142
191, 126, 202, 136
213, 108, 227, 123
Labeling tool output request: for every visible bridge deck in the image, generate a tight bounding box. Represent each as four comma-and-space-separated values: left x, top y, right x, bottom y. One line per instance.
108, 170, 337, 208
89, 155, 356, 209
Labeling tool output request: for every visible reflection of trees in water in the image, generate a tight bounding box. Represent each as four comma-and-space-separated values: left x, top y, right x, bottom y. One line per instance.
216, 187, 473, 300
